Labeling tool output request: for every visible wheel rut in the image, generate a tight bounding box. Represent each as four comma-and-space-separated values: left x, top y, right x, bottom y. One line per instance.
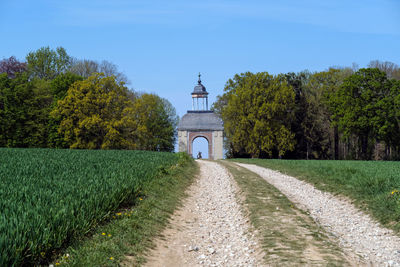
143, 160, 374, 267
143, 160, 263, 267
237, 162, 400, 266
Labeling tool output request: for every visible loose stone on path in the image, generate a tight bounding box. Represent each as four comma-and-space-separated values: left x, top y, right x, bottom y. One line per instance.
144, 160, 263, 267
237, 162, 400, 267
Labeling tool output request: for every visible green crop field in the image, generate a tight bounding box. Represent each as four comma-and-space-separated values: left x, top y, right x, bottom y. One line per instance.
0, 148, 182, 266
231, 159, 400, 230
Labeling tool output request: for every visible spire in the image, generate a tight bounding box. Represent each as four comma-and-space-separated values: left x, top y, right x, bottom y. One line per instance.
198, 72, 201, 84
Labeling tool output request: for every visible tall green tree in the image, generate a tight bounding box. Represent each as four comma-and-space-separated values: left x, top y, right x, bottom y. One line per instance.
26, 46, 72, 80
373, 78, 400, 154
131, 93, 178, 152
0, 73, 12, 146
283, 71, 310, 159
218, 72, 296, 158
330, 68, 392, 159
51, 73, 136, 149
0, 73, 52, 147
394, 81, 400, 150
50, 72, 83, 100
47, 72, 83, 148
302, 68, 352, 159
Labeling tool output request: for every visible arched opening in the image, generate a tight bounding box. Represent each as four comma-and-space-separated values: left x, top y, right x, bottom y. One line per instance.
192, 136, 209, 159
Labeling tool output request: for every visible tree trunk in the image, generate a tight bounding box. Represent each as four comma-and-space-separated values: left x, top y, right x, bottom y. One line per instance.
361, 134, 369, 160
306, 141, 309, 160
334, 126, 339, 160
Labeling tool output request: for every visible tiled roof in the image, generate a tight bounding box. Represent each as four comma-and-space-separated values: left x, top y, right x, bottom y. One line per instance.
178, 111, 224, 131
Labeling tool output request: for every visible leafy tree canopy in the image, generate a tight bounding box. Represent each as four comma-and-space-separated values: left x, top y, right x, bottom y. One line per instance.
0, 56, 27, 78
26, 46, 72, 80
218, 72, 296, 158
0, 73, 52, 147
132, 93, 178, 152
50, 72, 83, 100
330, 68, 399, 159
52, 73, 135, 149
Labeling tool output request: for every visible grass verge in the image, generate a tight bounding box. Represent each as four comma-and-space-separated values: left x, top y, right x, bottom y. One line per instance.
53, 153, 198, 267
231, 159, 400, 231
220, 161, 356, 266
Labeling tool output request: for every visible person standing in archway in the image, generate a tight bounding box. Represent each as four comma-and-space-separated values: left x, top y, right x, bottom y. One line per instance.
197, 151, 202, 159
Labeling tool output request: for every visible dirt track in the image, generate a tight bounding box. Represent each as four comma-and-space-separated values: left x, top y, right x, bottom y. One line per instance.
238, 162, 400, 266
144, 160, 263, 267
143, 161, 400, 267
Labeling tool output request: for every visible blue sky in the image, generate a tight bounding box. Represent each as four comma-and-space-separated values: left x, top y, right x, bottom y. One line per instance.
1, 0, 399, 156
1, 0, 399, 116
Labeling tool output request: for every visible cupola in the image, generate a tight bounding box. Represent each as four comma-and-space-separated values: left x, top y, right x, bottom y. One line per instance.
191, 73, 209, 111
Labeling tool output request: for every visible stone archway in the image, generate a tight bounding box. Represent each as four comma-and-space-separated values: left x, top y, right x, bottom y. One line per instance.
178, 128, 223, 160
177, 113, 224, 160
177, 75, 224, 160
189, 132, 213, 159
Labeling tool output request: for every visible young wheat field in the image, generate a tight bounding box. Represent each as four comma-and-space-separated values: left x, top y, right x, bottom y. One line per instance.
0, 148, 183, 266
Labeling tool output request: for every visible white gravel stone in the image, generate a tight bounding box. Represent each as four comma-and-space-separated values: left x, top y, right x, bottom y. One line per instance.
238, 162, 400, 266
146, 160, 263, 267
183, 161, 262, 266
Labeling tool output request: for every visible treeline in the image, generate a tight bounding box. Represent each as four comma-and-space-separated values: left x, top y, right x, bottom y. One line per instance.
213, 61, 400, 160
0, 47, 178, 151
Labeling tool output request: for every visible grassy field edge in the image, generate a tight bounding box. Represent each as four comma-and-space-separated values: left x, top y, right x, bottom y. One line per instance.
54, 153, 198, 267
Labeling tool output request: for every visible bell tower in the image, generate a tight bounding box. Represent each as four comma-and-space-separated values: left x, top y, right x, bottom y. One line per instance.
177, 74, 224, 160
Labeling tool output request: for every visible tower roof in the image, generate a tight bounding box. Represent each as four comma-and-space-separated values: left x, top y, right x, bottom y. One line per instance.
192, 73, 208, 96
178, 111, 223, 131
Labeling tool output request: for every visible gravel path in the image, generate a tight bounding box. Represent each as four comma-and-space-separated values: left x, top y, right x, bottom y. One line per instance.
237, 163, 400, 267
145, 160, 263, 267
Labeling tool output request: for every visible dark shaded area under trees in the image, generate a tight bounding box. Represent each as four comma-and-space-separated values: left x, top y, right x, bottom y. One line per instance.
213, 61, 400, 160
0, 47, 178, 152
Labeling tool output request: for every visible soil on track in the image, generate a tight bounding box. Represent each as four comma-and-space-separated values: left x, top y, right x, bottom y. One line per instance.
141, 161, 390, 266
238, 162, 400, 266
143, 160, 263, 267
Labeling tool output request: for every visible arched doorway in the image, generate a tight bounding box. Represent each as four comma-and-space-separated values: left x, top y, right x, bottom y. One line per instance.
188, 132, 213, 159
192, 136, 209, 159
